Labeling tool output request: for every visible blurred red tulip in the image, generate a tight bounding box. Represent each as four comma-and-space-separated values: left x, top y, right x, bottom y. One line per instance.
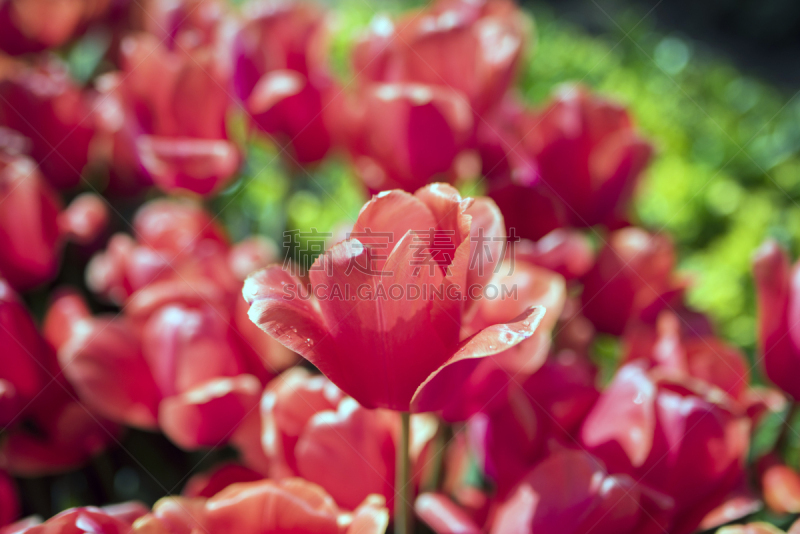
353, 0, 526, 116
581, 227, 684, 336
753, 240, 800, 401
0, 150, 62, 290
0, 58, 94, 189
488, 86, 652, 240
490, 447, 673, 534
343, 83, 474, 194
435, 259, 567, 421
467, 350, 598, 496
245, 183, 547, 412
0, 0, 112, 54
58, 192, 110, 245
232, 0, 334, 164
183, 463, 264, 499
0, 279, 115, 476
623, 310, 751, 403
760, 455, 800, 514
59, 200, 286, 450
580, 362, 753, 534
93, 31, 238, 196
140, 479, 388, 534
415, 493, 482, 534
513, 229, 595, 281
260, 368, 437, 512
2, 505, 143, 534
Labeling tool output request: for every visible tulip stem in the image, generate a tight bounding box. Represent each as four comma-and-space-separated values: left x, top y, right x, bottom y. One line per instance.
395, 411, 412, 534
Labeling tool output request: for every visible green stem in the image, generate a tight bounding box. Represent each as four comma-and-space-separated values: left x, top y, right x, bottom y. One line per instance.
423, 421, 449, 493
395, 412, 412, 534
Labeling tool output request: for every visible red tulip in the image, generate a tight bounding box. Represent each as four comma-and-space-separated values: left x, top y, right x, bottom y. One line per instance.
53, 290, 269, 450
435, 259, 567, 421
488, 86, 652, 240
86, 199, 232, 305
353, 0, 526, 115
183, 463, 264, 499
0, 58, 94, 189
0, 279, 115, 476
490, 447, 673, 534
753, 240, 800, 400
760, 455, 800, 514
58, 192, 110, 246
581, 227, 684, 336
0, 0, 111, 54
467, 350, 598, 496
2, 504, 144, 534
137, 0, 222, 48
623, 310, 751, 402
343, 83, 474, 193
93, 31, 239, 196
232, 1, 334, 164
60, 200, 283, 450
415, 493, 482, 534
580, 362, 753, 534
260, 368, 437, 511
245, 183, 547, 412
140, 479, 389, 534
0, 150, 62, 290
513, 229, 595, 281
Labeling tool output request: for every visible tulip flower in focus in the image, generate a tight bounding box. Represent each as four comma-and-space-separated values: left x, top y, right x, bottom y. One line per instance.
232, 0, 335, 164
134, 479, 389, 534
0, 58, 94, 190
260, 368, 438, 511
0, 278, 115, 476
245, 183, 548, 412
93, 28, 238, 195
54, 199, 288, 451
488, 86, 653, 240
580, 362, 755, 534
752, 240, 800, 401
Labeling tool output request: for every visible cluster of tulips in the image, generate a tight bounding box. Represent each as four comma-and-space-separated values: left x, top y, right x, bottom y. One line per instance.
3, 0, 800, 533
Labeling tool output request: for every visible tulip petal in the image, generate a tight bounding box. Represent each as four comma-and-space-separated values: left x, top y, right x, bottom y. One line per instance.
580, 363, 656, 468
348, 495, 390, 534
159, 375, 262, 450
415, 493, 482, 534
295, 398, 395, 511
244, 266, 338, 380
411, 305, 546, 413
58, 318, 160, 429
205, 479, 340, 534
309, 233, 459, 410
352, 189, 438, 271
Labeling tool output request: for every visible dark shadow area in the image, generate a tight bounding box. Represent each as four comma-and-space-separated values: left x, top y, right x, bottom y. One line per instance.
527, 0, 800, 91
